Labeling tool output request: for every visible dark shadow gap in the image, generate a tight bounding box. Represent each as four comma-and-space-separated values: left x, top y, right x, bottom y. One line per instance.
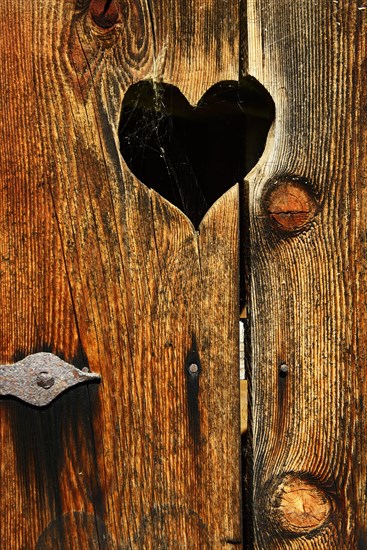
118, 78, 274, 228
240, 179, 254, 550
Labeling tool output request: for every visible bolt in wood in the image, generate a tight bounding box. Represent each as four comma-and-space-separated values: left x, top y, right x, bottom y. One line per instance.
36, 372, 55, 389
188, 363, 199, 374
279, 363, 289, 375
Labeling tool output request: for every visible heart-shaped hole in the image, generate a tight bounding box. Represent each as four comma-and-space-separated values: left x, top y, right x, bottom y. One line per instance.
119, 78, 274, 227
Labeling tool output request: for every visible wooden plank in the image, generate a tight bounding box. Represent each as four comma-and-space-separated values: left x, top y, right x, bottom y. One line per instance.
145, 0, 239, 104
0, 0, 241, 548
246, 0, 367, 547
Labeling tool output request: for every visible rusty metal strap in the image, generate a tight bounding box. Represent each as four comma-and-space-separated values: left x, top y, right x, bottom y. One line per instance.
0, 352, 100, 407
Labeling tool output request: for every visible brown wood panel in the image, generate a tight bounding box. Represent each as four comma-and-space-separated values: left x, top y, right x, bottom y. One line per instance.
145, 0, 239, 104
0, 1, 241, 548
246, 0, 367, 547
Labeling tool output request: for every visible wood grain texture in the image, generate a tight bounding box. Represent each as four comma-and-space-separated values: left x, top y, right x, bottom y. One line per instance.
246, 0, 367, 547
0, 0, 240, 548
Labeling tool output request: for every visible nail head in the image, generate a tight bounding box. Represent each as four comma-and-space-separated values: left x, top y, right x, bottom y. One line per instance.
36, 372, 55, 389
188, 363, 199, 374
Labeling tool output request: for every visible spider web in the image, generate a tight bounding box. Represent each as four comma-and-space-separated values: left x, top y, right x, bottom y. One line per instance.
118, 79, 274, 228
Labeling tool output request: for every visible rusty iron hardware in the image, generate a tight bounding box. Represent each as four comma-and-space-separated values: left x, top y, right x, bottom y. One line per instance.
0, 352, 100, 406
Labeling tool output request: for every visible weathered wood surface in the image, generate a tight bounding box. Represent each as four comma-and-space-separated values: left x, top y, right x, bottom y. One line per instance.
0, 1, 240, 548
247, 0, 367, 547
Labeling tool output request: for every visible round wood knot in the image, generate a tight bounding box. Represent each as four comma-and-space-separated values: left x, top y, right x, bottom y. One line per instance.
271, 475, 331, 534
90, 0, 119, 29
265, 178, 317, 232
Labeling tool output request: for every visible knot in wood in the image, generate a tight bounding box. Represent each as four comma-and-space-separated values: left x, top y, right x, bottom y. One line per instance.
271, 475, 331, 534
90, 0, 119, 29
265, 179, 317, 232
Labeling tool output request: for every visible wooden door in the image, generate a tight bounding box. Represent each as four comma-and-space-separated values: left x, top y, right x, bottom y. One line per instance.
2, 1, 367, 549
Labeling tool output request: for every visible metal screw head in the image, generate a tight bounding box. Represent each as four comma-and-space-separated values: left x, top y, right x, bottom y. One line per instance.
279, 363, 289, 375
36, 372, 55, 389
188, 363, 199, 374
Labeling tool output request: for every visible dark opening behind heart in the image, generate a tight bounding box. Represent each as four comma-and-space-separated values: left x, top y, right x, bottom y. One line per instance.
119, 78, 274, 228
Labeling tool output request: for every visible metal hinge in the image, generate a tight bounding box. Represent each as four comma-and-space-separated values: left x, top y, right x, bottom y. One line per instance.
0, 352, 100, 407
